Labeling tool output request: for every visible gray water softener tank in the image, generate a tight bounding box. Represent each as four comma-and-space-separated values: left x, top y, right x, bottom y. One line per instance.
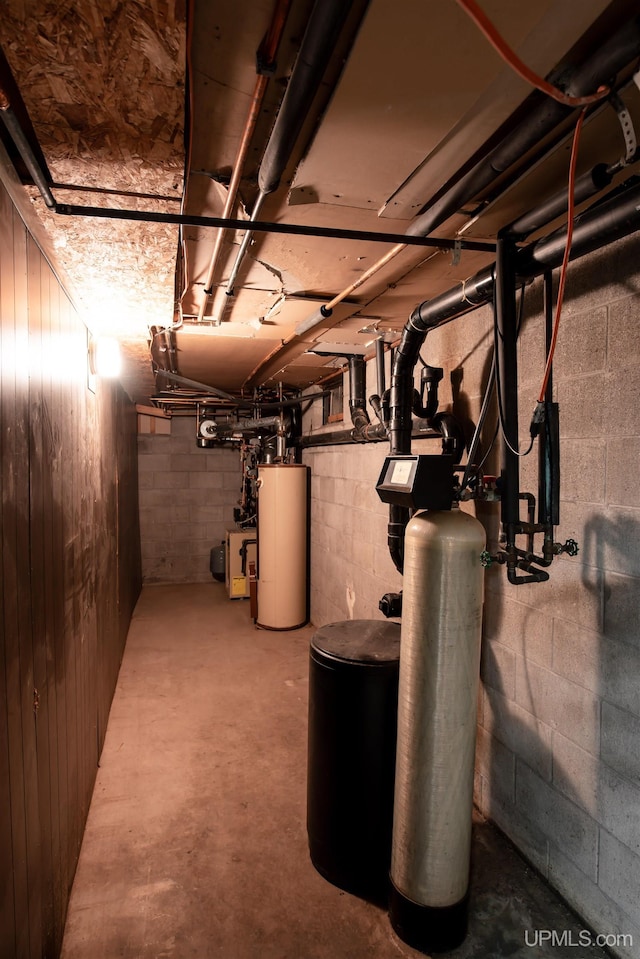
307, 619, 400, 904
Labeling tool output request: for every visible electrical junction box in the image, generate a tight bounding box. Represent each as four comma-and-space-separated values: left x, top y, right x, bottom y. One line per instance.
375, 454, 454, 510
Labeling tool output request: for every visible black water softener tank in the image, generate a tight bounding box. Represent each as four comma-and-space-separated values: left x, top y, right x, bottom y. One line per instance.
307, 619, 400, 904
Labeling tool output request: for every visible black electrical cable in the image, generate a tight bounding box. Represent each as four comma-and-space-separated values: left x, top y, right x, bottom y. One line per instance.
475, 420, 500, 473
460, 351, 496, 491
460, 283, 527, 491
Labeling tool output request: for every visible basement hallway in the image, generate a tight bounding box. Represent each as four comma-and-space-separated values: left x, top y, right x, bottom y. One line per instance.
60, 584, 610, 959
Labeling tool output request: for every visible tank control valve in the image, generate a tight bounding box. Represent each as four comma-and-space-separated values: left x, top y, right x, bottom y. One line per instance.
554, 538, 579, 557
379, 592, 402, 618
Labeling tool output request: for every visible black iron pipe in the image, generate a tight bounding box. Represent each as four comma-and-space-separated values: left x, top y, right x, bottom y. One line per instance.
298, 424, 441, 448
495, 236, 520, 544
538, 272, 559, 532
258, 0, 357, 195
376, 338, 386, 396
388, 503, 409, 573
0, 98, 56, 208
388, 176, 640, 572
392, 180, 640, 437
405, 17, 640, 240
506, 163, 612, 239
348, 355, 367, 414
517, 177, 640, 276
349, 357, 371, 434
402, 178, 640, 341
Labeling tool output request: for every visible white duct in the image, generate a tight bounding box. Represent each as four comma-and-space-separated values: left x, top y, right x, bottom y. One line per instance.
389, 506, 485, 953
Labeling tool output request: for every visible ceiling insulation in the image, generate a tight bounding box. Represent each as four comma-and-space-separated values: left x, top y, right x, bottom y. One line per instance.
0, 0, 186, 396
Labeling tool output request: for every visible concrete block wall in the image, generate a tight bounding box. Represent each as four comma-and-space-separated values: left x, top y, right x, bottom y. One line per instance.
302, 308, 492, 626
475, 235, 640, 958
303, 442, 403, 625
302, 234, 640, 958
138, 415, 243, 583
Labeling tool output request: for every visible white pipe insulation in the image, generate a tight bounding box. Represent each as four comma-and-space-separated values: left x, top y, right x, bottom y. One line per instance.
389, 506, 485, 953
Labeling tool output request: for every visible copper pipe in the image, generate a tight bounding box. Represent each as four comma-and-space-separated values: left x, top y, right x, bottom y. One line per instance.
196, 0, 291, 323
242, 242, 407, 388
324, 242, 406, 310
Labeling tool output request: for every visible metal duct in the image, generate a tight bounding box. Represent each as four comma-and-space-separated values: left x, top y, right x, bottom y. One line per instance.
389, 507, 485, 953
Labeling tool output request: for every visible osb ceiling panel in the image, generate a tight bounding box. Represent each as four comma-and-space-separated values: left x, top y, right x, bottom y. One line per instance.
0, 0, 186, 391
175, 330, 282, 390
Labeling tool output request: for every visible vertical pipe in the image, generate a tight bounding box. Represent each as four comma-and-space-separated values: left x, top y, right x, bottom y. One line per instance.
348, 355, 367, 414
197, 0, 292, 323
376, 338, 386, 397
538, 272, 560, 532
495, 236, 520, 559
543, 271, 554, 401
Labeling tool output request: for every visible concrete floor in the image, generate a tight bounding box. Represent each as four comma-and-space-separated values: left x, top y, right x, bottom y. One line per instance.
61, 583, 610, 959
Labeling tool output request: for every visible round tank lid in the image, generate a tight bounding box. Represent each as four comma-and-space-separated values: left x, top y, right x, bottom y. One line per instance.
311, 619, 400, 664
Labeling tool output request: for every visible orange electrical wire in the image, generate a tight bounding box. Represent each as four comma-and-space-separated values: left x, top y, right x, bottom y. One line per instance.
537, 108, 587, 403
454, 0, 609, 107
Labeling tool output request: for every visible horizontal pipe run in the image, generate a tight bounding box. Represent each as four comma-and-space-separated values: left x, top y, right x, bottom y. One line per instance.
405, 17, 640, 241
407, 178, 640, 339
237, 415, 282, 430
258, 0, 356, 195
388, 179, 640, 454
505, 163, 612, 239
53, 203, 496, 251
0, 101, 56, 208
516, 178, 640, 278
298, 426, 443, 448
157, 371, 248, 403
386, 176, 640, 571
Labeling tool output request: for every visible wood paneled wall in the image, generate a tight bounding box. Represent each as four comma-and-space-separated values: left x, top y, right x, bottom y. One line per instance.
0, 179, 142, 956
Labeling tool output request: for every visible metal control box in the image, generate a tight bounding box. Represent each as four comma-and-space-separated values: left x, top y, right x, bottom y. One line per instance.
225, 529, 257, 599
376, 454, 454, 510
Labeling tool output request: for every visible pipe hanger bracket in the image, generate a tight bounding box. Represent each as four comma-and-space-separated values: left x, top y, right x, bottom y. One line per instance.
610, 92, 637, 166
